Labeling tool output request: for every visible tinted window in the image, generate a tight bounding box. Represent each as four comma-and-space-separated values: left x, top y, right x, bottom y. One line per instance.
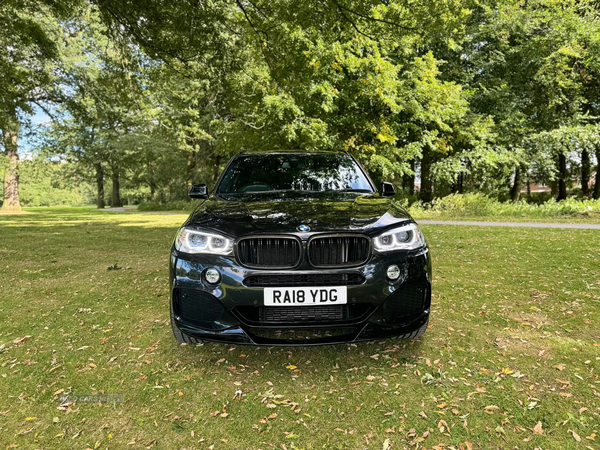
217, 153, 373, 194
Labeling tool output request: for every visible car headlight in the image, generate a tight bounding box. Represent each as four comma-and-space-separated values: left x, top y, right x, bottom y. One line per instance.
373, 223, 426, 252
175, 228, 233, 255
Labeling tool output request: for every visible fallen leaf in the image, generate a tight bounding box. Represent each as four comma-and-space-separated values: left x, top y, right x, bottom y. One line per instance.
484, 405, 499, 414
569, 430, 581, 442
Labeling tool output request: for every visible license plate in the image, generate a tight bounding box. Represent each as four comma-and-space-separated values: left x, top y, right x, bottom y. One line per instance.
264, 286, 347, 306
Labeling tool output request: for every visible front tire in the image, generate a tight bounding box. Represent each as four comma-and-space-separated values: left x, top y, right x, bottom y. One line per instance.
170, 306, 203, 344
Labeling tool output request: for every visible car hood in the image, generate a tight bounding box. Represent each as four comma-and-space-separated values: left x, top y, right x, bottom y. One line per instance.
186, 191, 413, 237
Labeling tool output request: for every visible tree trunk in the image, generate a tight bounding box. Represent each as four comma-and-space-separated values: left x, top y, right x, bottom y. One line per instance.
186, 148, 196, 199
581, 149, 590, 196
402, 173, 411, 192
510, 167, 522, 202
408, 158, 416, 196
451, 178, 459, 194
402, 158, 416, 195
594, 147, 600, 200
1, 125, 21, 212
420, 147, 433, 203
95, 163, 105, 209
111, 171, 122, 207
212, 154, 222, 185
146, 157, 156, 200
557, 153, 567, 201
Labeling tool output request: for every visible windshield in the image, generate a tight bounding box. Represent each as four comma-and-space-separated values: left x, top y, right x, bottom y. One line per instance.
217, 153, 374, 194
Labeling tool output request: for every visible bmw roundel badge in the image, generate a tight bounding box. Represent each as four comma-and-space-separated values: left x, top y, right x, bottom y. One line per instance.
297, 224, 311, 232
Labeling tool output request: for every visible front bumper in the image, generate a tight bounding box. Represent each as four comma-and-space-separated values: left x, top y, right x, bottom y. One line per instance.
170, 248, 432, 346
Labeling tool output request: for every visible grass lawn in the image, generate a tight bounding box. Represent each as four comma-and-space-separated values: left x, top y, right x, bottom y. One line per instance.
0, 208, 599, 450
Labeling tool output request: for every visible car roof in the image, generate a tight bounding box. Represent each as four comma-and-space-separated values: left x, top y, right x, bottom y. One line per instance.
236, 149, 346, 156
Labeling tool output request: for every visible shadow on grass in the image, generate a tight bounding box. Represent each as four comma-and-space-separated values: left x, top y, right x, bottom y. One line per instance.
172, 336, 426, 376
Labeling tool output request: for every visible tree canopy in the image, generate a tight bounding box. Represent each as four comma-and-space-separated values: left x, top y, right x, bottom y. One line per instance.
2, 0, 600, 209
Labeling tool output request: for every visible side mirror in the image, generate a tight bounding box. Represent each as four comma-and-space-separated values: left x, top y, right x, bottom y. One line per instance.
381, 182, 396, 197
189, 184, 208, 199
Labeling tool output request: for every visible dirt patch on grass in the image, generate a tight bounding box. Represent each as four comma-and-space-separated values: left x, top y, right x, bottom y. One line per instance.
493, 333, 551, 358
507, 311, 552, 328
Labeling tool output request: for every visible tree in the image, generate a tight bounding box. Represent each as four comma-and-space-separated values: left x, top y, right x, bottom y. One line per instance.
53, 4, 150, 208
0, 0, 79, 211
460, 0, 600, 200
93, 0, 496, 201
5, 0, 598, 207
529, 125, 600, 200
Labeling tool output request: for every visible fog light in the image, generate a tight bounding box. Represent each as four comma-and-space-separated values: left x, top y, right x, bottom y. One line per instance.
205, 268, 221, 284
387, 265, 401, 280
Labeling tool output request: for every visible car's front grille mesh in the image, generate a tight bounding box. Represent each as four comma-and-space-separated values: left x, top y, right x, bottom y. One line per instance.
308, 236, 370, 267
260, 305, 346, 323
234, 304, 373, 326
244, 273, 365, 287
237, 237, 301, 268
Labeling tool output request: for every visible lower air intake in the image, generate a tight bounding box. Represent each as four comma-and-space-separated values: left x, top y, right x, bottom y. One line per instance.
381, 283, 428, 323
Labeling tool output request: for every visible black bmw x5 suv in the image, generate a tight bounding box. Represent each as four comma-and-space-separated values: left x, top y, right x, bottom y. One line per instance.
169, 150, 432, 346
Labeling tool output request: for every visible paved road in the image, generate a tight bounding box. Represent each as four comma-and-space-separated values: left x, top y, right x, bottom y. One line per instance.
101, 207, 187, 215
417, 220, 600, 229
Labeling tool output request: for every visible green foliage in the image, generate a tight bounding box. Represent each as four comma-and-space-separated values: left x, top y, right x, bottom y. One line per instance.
0, 156, 94, 207
409, 193, 600, 218
527, 124, 600, 182
87, 0, 599, 202
5, 0, 600, 207
91, 0, 498, 191
0, 0, 72, 124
